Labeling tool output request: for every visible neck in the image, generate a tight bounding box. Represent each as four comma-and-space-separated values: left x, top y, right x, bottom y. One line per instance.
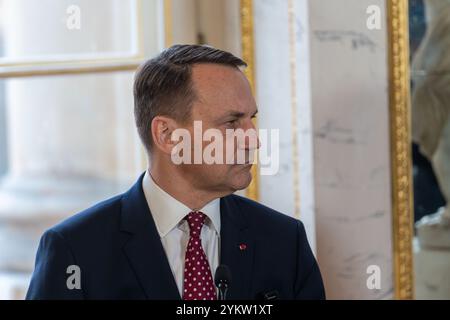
148, 158, 229, 210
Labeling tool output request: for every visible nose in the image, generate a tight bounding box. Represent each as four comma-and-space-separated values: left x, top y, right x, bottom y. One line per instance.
240, 119, 261, 151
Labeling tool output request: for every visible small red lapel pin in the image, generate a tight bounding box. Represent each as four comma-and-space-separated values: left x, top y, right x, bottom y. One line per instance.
239, 243, 247, 251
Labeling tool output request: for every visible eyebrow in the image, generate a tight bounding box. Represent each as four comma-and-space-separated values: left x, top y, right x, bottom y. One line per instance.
221, 109, 258, 120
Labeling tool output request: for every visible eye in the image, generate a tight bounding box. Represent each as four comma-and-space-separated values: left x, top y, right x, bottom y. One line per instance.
225, 119, 238, 127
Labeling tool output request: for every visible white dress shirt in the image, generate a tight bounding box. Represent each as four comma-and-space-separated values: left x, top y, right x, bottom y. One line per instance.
141, 171, 221, 296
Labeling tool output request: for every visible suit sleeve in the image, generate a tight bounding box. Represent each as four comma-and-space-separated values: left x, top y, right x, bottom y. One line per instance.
26, 229, 84, 300
294, 221, 326, 300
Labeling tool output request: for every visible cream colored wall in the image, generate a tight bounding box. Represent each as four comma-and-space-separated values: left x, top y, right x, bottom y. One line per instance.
171, 0, 241, 57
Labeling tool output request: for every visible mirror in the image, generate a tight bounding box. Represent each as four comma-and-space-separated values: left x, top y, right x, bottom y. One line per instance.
409, 0, 450, 299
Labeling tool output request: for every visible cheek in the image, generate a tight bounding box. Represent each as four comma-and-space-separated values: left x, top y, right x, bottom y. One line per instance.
208, 164, 237, 181
192, 163, 230, 177
223, 137, 238, 163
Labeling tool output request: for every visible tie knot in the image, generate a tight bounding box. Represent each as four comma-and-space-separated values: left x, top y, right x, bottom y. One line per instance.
185, 211, 206, 238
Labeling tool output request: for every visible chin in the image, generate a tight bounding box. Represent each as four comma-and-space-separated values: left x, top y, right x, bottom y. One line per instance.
231, 170, 253, 191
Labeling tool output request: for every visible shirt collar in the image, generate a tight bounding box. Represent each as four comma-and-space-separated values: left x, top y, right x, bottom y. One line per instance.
141, 170, 221, 238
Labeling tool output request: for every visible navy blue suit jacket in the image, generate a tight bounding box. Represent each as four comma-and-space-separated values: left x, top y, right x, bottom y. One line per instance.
26, 174, 325, 300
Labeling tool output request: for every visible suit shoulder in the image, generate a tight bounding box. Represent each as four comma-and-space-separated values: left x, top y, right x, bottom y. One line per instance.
228, 193, 302, 228
49, 193, 123, 239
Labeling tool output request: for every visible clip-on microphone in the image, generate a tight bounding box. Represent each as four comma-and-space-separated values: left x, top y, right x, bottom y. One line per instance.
214, 264, 232, 300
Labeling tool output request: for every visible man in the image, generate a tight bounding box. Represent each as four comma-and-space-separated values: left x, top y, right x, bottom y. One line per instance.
26, 45, 325, 300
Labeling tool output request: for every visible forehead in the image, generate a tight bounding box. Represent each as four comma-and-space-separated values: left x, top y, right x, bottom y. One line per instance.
190, 63, 255, 113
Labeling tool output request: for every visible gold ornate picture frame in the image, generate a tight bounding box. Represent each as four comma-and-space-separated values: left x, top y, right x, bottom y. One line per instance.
241, 0, 259, 201
387, 0, 415, 300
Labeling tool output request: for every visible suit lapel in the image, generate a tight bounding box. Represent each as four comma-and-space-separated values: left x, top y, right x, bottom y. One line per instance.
119, 174, 255, 300
220, 195, 255, 300
119, 174, 180, 300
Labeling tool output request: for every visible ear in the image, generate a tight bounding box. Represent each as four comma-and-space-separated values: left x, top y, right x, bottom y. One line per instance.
151, 116, 180, 155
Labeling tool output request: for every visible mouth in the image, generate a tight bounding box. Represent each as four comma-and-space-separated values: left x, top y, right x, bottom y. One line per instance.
237, 162, 253, 169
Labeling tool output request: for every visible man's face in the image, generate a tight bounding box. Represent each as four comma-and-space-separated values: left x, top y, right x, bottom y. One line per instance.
174, 63, 259, 194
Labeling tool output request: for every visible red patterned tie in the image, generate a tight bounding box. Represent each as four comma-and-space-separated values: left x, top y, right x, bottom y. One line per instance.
183, 211, 217, 300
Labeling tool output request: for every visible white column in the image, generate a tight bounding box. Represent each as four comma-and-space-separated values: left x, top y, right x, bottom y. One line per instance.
253, 0, 317, 252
